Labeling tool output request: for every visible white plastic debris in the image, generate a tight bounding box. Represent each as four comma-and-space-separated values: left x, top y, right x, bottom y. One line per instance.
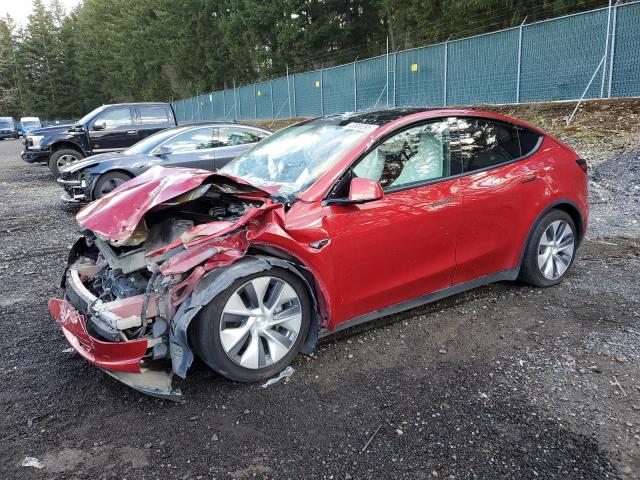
261, 366, 295, 388
21, 457, 44, 469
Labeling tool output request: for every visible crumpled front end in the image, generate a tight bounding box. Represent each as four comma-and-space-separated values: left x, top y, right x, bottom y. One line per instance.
50, 167, 279, 399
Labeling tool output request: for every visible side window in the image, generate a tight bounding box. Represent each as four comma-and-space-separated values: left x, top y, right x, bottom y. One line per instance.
517, 126, 543, 157
458, 118, 521, 172
218, 127, 268, 147
138, 106, 169, 124
162, 127, 215, 152
352, 119, 453, 190
95, 107, 132, 130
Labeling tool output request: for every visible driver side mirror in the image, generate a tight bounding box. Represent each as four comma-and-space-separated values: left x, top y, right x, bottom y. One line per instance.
92, 121, 106, 131
154, 145, 173, 157
327, 177, 383, 205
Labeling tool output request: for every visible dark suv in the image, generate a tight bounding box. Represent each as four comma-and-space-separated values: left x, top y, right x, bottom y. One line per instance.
21, 103, 176, 175
0, 117, 17, 140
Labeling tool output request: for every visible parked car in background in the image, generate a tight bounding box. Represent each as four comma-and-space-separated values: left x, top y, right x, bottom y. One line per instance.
57, 122, 271, 203
0, 117, 18, 139
49, 108, 588, 398
18, 117, 41, 136
21, 102, 177, 175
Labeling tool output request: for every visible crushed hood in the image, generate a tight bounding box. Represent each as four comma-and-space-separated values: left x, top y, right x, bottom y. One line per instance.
76, 166, 277, 243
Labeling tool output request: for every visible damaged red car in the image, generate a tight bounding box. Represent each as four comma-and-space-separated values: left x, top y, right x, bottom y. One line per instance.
50, 108, 588, 399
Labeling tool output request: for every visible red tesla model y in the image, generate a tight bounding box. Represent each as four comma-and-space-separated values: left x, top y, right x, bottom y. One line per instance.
50, 108, 588, 398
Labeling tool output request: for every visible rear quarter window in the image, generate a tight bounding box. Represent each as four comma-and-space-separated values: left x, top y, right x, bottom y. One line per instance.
517, 127, 543, 156
138, 106, 170, 124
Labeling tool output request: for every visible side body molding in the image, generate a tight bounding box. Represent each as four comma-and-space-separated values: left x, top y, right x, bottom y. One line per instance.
169, 255, 319, 378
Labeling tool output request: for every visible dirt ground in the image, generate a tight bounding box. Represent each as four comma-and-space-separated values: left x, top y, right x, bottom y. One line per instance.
1, 100, 639, 479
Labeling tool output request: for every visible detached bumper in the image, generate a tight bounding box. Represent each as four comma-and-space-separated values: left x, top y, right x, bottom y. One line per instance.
21, 149, 49, 163
49, 265, 182, 400
49, 298, 148, 372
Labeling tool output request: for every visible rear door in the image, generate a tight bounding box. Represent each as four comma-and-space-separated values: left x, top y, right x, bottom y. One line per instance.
325, 118, 462, 325
213, 126, 270, 169
135, 105, 174, 142
156, 126, 216, 170
454, 117, 546, 284
88, 106, 136, 152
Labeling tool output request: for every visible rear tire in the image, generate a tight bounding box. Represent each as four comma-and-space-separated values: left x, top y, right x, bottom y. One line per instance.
519, 209, 577, 287
192, 267, 311, 382
92, 171, 133, 200
49, 148, 84, 176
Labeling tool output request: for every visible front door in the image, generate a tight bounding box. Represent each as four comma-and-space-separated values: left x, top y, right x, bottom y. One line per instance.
324, 118, 462, 326
88, 106, 136, 152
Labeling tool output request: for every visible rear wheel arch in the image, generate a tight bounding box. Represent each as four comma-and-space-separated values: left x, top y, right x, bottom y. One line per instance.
517, 200, 585, 271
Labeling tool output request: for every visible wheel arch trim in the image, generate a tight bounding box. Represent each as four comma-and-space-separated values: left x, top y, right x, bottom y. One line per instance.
168, 255, 320, 378
517, 199, 585, 272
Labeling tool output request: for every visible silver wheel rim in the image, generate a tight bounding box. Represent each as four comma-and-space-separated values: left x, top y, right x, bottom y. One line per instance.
57, 154, 79, 169
220, 276, 302, 369
537, 220, 575, 280
98, 177, 127, 197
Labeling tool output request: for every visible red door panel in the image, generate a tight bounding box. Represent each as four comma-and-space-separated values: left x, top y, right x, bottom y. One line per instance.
326, 179, 461, 327
454, 152, 551, 284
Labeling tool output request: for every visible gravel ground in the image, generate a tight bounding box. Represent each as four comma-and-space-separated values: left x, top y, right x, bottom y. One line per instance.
0, 120, 639, 480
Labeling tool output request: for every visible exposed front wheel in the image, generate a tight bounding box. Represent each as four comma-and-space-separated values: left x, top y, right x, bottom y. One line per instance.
49, 149, 84, 176
519, 209, 577, 287
193, 268, 311, 382
92, 171, 133, 200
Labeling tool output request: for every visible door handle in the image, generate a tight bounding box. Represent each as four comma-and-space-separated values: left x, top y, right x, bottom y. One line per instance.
126, 130, 138, 135
431, 197, 453, 207
521, 174, 538, 184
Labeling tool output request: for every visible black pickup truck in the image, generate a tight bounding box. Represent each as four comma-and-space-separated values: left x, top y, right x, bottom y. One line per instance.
21, 102, 176, 175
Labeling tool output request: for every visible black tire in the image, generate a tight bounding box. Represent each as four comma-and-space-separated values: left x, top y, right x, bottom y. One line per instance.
48, 148, 84, 176
192, 267, 311, 382
518, 209, 577, 287
92, 171, 133, 200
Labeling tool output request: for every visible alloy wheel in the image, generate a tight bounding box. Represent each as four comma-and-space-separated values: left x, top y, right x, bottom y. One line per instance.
537, 220, 575, 280
219, 276, 302, 369
56, 154, 79, 169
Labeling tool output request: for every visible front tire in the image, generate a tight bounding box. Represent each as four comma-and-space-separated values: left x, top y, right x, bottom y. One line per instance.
193, 267, 311, 382
92, 171, 133, 200
49, 148, 84, 176
519, 209, 577, 287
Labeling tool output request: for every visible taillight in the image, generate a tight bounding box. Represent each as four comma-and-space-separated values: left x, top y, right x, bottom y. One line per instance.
576, 158, 588, 173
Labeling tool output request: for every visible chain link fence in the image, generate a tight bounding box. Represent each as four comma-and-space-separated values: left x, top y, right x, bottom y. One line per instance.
173, 1, 640, 124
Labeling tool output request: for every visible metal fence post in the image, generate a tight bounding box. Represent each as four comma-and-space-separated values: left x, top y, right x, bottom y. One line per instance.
222, 89, 226, 120
600, 0, 613, 98
254, 84, 258, 118
320, 69, 325, 116
393, 52, 397, 107
270, 80, 274, 119
286, 65, 292, 118
607, 3, 618, 98
353, 61, 357, 111
233, 80, 239, 121
292, 74, 297, 118
386, 37, 390, 108
516, 17, 527, 103
443, 41, 449, 107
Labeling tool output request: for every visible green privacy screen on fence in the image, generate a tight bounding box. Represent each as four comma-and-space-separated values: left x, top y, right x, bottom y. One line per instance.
173, 2, 640, 124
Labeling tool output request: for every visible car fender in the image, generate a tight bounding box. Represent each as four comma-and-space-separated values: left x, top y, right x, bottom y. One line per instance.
47, 138, 87, 156
168, 255, 320, 378
516, 198, 586, 271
